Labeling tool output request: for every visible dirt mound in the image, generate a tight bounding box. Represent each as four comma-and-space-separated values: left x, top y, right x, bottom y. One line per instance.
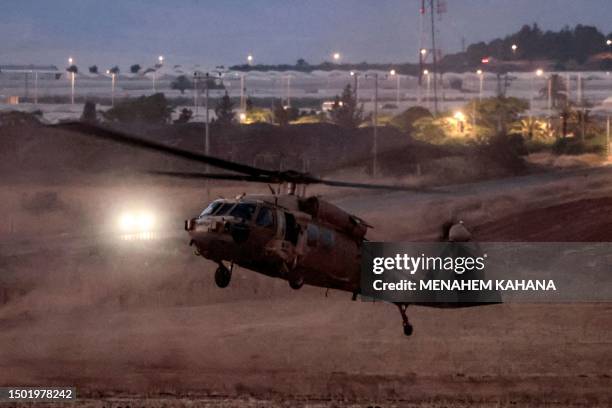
474, 197, 612, 241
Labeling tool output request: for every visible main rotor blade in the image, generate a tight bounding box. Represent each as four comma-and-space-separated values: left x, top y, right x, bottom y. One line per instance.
150, 170, 442, 193
50, 121, 275, 178
311, 177, 443, 193
148, 170, 278, 183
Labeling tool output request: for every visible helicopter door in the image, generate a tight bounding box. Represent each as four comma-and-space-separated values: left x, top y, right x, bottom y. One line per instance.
284, 212, 299, 245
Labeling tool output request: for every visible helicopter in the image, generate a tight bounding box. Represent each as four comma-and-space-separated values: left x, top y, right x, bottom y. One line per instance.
51, 121, 492, 336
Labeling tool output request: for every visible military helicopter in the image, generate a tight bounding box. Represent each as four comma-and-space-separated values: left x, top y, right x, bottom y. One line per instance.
52, 121, 485, 336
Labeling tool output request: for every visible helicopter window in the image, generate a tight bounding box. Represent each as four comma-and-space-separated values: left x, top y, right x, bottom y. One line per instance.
256, 207, 274, 228
320, 228, 335, 249
200, 201, 222, 217
214, 203, 235, 216
306, 225, 319, 246
230, 203, 257, 220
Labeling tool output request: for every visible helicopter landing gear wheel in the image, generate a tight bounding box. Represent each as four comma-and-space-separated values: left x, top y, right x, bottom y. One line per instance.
396, 303, 413, 337
282, 260, 303, 290
288, 269, 304, 290
214, 263, 232, 288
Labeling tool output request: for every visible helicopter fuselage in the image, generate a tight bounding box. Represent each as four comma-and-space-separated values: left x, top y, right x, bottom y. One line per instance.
185, 194, 365, 292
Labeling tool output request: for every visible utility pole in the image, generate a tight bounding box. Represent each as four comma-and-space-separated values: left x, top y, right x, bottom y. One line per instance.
205, 72, 210, 161
366, 73, 379, 177
429, 0, 438, 114
240, 74, 245, 110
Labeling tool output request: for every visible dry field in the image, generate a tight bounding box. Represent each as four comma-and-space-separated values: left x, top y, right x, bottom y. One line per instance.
1, 166, 612, 407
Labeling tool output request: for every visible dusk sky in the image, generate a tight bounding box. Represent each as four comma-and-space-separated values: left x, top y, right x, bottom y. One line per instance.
2, 0, 611, 69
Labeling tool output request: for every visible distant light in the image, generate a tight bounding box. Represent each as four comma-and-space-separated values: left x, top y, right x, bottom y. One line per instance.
481, 57, 490, 64
333, 52, 340, 61
423, 69, 429, 75
454, 111, 465, 121
239, 112, 247, 122
247, 54, 253, 63
536, 69, 544, 76
350, 71, 355, 76
158, 55, 164, 63
68, 57, 73, 65
511, 44, 518, 51
607, 39, 612, 46
389, 69, 396, 76
106, 69, 110, 74
420, 48, 427, 56
476, 69, 483, 75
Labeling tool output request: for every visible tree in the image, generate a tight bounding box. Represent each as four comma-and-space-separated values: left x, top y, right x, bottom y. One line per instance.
214, 91, 235, 126
109, 66, 120, 75
174, 108, 193, 124
510, 117, 550, 141
66, 65, 78, 74
390, 106, 432, 133
88, 65, 98, 74
130, 64, 141, 74
81, 101, 97, 123
103, 93, 172, 124
329, 84, 363, 128
171, 75, 192, 94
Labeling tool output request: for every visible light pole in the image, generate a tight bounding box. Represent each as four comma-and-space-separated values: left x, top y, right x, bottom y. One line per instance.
68, 57, 75, 105
365, 73, 379, 177
423, 69, 431, 110
153, 55, 163, 92
106, 70, 116, 107
531, 69, 544, 120
390, 69, 400, 106
193, 72, 199, 114
284, 74, 292, 108
350, 71, 360, 101
476, 69, 484, 101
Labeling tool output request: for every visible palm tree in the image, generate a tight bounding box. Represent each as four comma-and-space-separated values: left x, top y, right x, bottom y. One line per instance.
511, 117, 550, 140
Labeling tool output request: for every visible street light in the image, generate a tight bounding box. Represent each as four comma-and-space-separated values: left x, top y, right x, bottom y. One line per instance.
511, 44, 518, 53
365, 73, 380, 177
607, 39, 612, 46
350, 71, 360, 101
68, 57, 75, 105
153, 55, 164, 92
476, 69, 484, 101
420, 48, 427, 56
247, 54, 253, 65
389, 69, 400, 106
333, 52, 341, 62
106, 69, 116, 107
423, 69, 431, 109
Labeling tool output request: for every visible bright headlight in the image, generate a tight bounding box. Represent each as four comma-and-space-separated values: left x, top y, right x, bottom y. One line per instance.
119, 213, 136, 231
137, 212, 155, 232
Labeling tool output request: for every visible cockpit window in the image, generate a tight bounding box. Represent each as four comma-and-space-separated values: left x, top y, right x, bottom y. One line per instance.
215, 203, 235, 216
200, 201, 222, 217
230, 203, 257, 220
256, 207, 274, 228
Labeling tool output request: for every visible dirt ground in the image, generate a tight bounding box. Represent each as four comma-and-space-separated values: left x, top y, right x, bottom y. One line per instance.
1, 165, 612, 406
